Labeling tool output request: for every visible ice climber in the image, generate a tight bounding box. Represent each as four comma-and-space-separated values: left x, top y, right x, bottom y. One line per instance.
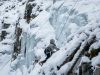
39, 39, 59, 65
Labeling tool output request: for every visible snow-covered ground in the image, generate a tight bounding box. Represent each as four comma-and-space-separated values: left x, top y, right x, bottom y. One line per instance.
0, 0, 100, 75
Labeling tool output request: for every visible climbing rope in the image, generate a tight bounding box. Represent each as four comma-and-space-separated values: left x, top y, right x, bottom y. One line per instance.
57, 0, 79, 41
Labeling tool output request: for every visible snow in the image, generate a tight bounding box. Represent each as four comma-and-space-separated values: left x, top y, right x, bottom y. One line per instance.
92, 53, 100, 66
0, 0, 100, 75
81, 56, 90, 63
0, 61, 11, 75
68, 23, 79, 33
30, 64, 41, 75
57, 62, 72, 75
0, 54, 11, 75
51, 1, 64, 9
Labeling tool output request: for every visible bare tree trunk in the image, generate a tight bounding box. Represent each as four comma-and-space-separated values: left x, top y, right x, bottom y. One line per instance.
59, 43, 81, 69
67, 35, 96, 75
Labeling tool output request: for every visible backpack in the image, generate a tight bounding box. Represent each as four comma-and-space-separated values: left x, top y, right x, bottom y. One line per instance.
44, 47, 52, 55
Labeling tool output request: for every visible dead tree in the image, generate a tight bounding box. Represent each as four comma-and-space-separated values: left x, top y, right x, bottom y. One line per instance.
66, 35, 96, 75
58, 42, 81, 69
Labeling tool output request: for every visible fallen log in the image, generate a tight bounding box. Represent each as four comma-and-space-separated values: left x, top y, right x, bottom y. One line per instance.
66, 35, 96, 75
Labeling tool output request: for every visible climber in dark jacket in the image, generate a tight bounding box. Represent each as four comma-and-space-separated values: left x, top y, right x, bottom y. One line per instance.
39, 39, 59, 65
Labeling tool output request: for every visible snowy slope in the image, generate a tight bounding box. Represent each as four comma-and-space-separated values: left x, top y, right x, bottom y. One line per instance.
0, 0, 100, 75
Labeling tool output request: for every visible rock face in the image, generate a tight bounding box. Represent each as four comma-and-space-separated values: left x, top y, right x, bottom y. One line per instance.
1, 30, 8, 41
13, 27, 22, 60
24, 3, 33, 23
24, 0, 42, 23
